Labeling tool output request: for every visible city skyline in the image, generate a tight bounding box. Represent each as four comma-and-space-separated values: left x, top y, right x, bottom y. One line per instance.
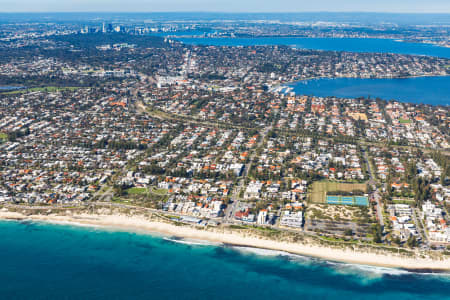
0, 0, 450, 13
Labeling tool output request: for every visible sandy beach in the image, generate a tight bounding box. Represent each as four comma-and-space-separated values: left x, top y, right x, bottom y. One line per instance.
1, 209, 449, 271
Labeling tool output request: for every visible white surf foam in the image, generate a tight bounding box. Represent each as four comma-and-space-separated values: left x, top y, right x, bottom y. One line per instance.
230, 246, 314, 263
231, 245, 450, 279
32, 219, 106, 230
163, 237, 222, 247
331, 262, 410, 277
231, 246, 292, 257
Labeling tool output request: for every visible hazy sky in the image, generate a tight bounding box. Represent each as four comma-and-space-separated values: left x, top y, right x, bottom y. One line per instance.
0, 0, 449, 13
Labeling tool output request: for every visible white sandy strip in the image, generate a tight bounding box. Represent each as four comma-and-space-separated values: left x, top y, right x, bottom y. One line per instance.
1, 210, 449, 271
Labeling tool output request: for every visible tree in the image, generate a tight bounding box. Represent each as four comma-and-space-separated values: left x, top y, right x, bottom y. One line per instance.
113, 184, 127, 197
407, 235, 418, 248
392, 236, 402, 246
371, 224, 382, 243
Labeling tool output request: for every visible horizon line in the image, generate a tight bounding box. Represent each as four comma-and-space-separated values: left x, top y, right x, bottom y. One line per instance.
1, 11, 450, 14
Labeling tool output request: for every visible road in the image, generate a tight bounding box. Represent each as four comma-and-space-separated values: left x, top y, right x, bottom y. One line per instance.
224, 125, 272, 222
363, 148, 384, 227
413, 207, 430, 247
92, 154, 133, 202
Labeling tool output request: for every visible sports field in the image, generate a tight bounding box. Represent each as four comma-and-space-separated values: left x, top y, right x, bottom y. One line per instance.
309, 181, 367, 203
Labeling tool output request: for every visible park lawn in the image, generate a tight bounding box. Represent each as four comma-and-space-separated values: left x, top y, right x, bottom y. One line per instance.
151, 187, 168, 195
309, 181, 367, 203
1, 86, 81, 95
112, 197, 131, 204
392, 198, 415, 204
0, 132, 7, 140
399, 118, 412, 124
126, 187, 148, 195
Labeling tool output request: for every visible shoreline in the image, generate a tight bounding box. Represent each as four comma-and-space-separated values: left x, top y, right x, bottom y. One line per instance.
1, 210, 449, 272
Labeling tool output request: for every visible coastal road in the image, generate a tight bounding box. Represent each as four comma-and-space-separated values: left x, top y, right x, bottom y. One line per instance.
88, 201, 411, 255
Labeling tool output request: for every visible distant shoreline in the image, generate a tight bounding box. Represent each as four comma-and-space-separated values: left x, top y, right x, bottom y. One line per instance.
1, 210, 449, 272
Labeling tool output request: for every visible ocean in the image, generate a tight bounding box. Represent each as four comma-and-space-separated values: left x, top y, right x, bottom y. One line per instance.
0, 220, 449, 300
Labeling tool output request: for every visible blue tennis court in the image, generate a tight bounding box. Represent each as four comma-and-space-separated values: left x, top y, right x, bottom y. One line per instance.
326, 195, 369, 206
355, 196, 369, 206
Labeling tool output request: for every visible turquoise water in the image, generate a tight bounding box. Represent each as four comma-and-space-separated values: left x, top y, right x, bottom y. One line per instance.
288, 76, 450, 105
0, 220, 449, 299
178, 37, 450, 59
